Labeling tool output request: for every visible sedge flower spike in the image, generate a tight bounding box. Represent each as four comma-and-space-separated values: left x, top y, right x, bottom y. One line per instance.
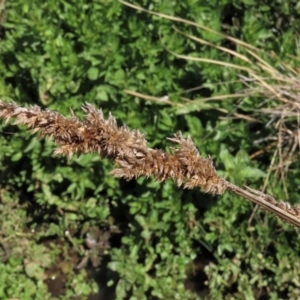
1, 100, 300, 227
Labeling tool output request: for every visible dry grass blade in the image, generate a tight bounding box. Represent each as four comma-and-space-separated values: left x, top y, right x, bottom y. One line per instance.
123, 88, 259, 122
172, 26, 253, 65
118, 0, 260, 51
1, 100, 300, 227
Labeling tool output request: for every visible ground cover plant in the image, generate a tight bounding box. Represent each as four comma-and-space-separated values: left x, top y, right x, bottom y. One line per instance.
1, 0, 300, 299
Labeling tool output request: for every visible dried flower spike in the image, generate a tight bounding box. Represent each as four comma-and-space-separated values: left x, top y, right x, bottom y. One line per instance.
1, 100, 300, 227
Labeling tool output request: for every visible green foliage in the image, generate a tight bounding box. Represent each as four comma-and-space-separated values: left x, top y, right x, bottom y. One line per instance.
1, 0, 300, 299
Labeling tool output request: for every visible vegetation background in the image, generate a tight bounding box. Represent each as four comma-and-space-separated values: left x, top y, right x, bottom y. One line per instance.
1, 0, 300, 299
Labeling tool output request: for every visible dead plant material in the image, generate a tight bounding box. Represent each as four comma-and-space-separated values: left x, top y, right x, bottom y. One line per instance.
0, 100, 226, 193
1, 100, 300, 228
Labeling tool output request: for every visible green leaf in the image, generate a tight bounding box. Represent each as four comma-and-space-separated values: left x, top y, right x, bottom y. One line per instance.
219, 147, 235, 171
184, 115, 203, 137
11, 152, 22, 162
87, 67, 99, 80
237, 167, 266, 180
